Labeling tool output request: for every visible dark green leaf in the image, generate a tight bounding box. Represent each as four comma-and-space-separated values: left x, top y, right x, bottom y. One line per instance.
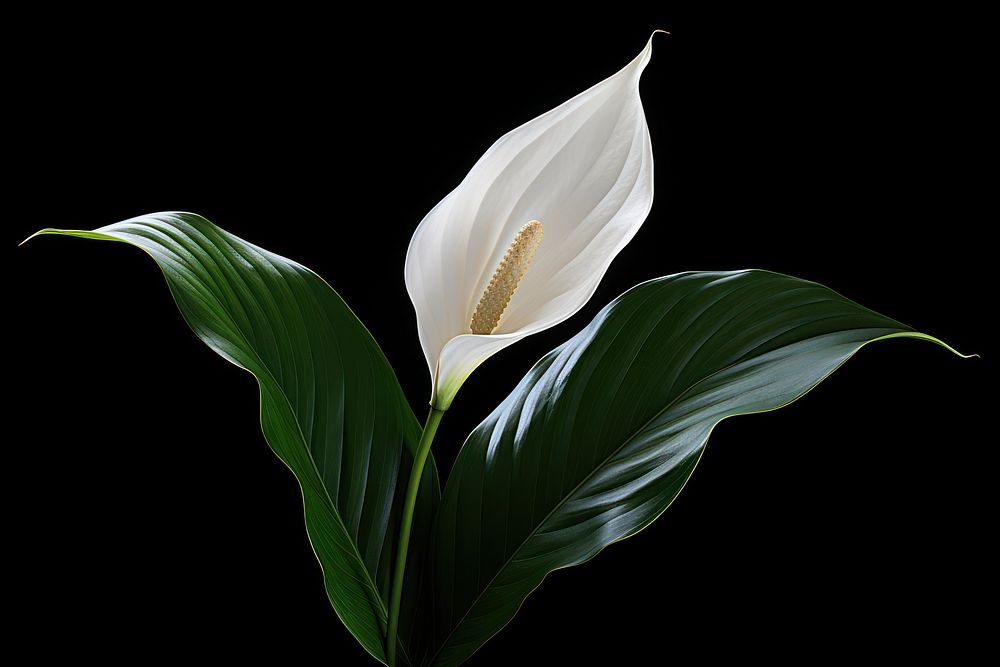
428, 270, 966, 666
27, 213, 438, 665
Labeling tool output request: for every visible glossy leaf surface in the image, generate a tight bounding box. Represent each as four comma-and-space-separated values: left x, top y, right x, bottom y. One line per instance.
28, 213, 437, 664
429, 270, 963, 666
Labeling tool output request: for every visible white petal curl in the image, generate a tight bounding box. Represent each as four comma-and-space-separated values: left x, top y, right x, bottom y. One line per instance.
405, 34, 661, 409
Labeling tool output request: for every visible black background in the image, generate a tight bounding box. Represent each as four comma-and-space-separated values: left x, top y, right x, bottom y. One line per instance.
9, 6, 991, 665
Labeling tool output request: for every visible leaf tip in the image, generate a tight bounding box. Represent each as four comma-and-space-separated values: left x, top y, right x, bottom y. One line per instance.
878, 331, 979, 360
928, 336, 979, 360
18, 229, 54, 247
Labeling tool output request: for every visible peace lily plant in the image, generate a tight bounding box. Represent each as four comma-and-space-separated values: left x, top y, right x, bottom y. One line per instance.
24, 32, 969, 667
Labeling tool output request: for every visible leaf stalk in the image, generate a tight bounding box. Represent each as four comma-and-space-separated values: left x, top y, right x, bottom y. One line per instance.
387, 406, 445, 666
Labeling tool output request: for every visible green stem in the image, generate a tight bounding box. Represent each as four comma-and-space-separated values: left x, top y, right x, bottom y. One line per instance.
387, 406, 444, 667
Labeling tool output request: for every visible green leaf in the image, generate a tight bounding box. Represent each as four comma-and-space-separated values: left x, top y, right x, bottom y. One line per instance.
26, 212, 438, 665
428, 269, 967, 666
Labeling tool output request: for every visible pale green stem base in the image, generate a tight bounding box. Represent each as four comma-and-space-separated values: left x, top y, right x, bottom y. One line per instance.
387, 406, 445, 666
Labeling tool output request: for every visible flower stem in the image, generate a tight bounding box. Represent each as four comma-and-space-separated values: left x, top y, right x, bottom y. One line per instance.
386, 406, 444, 667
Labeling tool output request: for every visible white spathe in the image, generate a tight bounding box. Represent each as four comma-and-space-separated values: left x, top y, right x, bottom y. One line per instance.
405, 34, 662, 410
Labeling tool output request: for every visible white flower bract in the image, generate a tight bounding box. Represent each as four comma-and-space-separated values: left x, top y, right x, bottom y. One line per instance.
405, 34, 662, 409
